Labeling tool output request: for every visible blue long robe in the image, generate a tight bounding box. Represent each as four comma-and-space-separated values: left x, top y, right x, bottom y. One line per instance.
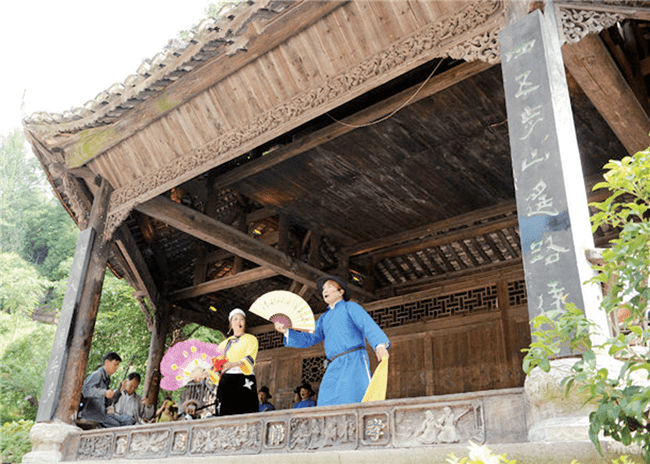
284, 299, 389, 406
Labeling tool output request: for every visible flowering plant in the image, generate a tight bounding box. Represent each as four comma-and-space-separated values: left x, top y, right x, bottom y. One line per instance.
446, 441, 515, 464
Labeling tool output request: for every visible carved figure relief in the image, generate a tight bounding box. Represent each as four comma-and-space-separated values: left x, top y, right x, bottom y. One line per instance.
393, 403, 485, 447
77, 434, 112, 460
415, 406, 471, 444
128, 430, 170, 456
289, 414, 357, 451
190, 423, 261, 454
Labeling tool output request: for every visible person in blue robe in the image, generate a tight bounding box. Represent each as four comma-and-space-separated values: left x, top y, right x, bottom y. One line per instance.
258, 386, 276, 412
275, 275, 389, 407
292, 382, 316, 408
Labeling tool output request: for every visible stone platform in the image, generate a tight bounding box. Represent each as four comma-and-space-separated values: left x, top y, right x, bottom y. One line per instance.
29, 387, 643, 463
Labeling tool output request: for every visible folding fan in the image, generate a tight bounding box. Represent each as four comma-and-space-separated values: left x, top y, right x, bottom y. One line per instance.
160, 339, 225, 391
249, 290, 315, 332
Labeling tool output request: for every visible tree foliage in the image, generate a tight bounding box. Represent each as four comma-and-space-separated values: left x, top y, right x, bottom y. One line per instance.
0, 419, 34, 463
0, 253, 50, 315
523, 147, 650, 460
0, 312, 55, 423
0, 130, 46, 256
86, 272, 152, 390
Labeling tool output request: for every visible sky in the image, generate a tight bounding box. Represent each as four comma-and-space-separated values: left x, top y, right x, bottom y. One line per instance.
0, 0, 213, 136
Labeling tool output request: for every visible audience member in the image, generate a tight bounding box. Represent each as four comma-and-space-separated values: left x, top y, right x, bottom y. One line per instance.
292, 382, 316, 408
79, 352, 134, 427
179, 399, 200, 420
258, 386, 275, 412
112, 373, 153, 424
155, 397, 177, 423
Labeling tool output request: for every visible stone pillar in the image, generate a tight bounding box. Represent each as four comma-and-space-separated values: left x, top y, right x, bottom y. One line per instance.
499, 5, 610, 352
500, 3, 612, 442
22, 421, 80, 464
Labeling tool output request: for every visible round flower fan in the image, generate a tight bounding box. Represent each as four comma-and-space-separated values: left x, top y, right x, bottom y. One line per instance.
249, 290, 315, 332
160, 339, 225, 391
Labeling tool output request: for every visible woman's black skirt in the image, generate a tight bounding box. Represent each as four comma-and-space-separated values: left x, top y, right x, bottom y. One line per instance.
217, 373, 258, 416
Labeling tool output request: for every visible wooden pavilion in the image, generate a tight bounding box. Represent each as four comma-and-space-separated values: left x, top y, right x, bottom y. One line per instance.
23, 1, 650, 462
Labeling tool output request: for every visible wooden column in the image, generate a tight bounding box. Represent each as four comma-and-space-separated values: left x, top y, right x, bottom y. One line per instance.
143, 300, 172, 408
51, 178, 113, 423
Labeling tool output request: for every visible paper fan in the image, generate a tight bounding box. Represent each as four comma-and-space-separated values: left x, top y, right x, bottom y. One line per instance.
160, 339, 224, 391
250, 290, 315, 332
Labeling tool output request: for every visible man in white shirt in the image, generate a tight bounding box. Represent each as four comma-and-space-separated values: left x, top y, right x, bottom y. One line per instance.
112, 373, 154, 424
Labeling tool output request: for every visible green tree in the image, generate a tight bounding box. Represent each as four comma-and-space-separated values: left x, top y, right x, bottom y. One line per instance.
86, 272, 152, 390
523, 147, 650, 460
0, 312, 56, 423
0, 130, 46, 255
21, 200, 78, 281
0, 253, 49, 315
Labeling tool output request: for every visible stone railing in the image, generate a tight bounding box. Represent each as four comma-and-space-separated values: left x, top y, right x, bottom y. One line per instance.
60, 388, 526, 461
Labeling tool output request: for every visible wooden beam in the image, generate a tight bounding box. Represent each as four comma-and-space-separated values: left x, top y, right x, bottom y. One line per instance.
113, 225, 160, 313
346, 202, 517, 257
136, 196, 376, 300
170, 266, 278, 300
563, 33, 650, 155
213, 59, 493, 189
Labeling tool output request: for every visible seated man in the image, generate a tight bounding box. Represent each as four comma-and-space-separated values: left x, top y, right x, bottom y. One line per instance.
112, 373, 153, 424
292, 382, 316, 408
79, 352, 134, 427
258, 386, 275, 412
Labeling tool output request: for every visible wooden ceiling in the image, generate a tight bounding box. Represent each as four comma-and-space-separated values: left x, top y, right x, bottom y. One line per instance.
24, 1, 650, 332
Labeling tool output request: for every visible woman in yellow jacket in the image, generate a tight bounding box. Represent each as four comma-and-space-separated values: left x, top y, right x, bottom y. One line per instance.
217, 308, 259, 416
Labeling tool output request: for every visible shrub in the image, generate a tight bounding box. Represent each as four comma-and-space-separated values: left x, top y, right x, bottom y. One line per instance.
0, 420, 33, 463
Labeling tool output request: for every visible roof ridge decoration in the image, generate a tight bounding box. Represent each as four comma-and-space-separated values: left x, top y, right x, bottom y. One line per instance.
101, 0, 505, 239
22, 0, 292, 130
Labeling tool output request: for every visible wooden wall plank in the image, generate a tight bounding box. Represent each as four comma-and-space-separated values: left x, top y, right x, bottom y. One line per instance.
433, 330, 468, 395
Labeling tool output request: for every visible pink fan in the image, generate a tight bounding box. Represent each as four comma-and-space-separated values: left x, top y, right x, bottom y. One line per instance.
160, 339, 224, 391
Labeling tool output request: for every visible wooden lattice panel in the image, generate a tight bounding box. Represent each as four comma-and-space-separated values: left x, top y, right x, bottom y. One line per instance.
301, 356, 327, 383
508, 280, 527, 306
368, 285, 498, 329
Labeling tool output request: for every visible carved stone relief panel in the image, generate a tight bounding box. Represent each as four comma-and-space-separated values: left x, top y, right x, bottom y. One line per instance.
264, 421, 287, 449
77, 433, 113, 461
361, 412, 390, 446
113, 435, 128, 457
171, 430, 189, 454
288, 413, 357, 452
127, 430, 171, 457
190, 422, 262, 455
393, 402, 485, 447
